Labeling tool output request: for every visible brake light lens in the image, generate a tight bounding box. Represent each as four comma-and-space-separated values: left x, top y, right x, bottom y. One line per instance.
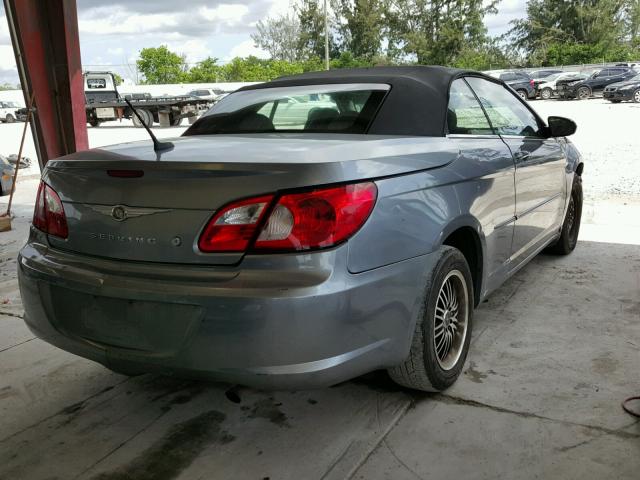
198, 195, 273, 252
33, 181, 69, 239
255, 182, 377, 251
197, 182, 377, 254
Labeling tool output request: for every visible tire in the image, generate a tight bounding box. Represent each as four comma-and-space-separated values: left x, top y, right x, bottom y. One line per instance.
5, 114, 15, 123
89, 118, 100, 127
170, 115, 182, 126
633, 88, 640, 103
577, 86, 591, 100
388, 246, 473, 392
540, 88, 553, 100
516, 89, 528, 100
547, 175, 582, 255
132, 109, 153, 128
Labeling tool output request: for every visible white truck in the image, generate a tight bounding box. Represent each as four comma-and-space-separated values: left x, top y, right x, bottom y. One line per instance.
83, 72, 211, 127
0, 101, 20, 123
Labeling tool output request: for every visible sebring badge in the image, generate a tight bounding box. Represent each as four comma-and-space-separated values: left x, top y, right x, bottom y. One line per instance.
84, 204, 171, 222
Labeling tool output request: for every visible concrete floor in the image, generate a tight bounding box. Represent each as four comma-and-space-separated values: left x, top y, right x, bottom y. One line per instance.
1, 101, 640, 479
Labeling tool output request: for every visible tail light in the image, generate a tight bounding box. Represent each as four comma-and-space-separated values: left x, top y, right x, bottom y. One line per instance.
198, 182, 377, 253
33, 181, 69, 239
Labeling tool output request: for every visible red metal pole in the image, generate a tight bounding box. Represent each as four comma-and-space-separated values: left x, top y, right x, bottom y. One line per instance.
4, 0, 88, 168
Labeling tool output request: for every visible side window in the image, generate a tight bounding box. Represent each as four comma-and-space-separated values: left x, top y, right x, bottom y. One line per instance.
447, 79, 493, 135
465, 77, 543, 138
500, 73, 514, 81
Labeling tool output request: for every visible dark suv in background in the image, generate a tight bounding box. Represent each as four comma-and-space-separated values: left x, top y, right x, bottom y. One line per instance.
490, 71, 536, 100
558, 66, 636, 99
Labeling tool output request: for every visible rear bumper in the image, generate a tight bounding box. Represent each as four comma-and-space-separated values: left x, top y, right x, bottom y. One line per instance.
18, 236, 434, 389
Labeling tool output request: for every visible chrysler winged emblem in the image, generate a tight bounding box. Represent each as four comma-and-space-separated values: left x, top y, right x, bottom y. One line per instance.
85, 204, 171, 222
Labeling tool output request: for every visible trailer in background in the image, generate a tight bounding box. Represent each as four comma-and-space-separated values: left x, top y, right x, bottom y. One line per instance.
84, 72, 212, 128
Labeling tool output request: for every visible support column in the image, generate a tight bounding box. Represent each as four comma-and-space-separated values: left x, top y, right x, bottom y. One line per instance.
4, 0, 88, 168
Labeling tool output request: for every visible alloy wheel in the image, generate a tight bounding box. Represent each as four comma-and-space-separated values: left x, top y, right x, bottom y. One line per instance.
578, 87, 590, 100
634, 89, 640, 103
433, 270, 469, 371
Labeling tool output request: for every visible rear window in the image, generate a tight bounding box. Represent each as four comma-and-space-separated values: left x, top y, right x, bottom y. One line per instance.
184, 83, 390, 135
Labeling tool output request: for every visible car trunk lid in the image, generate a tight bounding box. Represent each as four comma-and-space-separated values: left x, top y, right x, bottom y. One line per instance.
43, 134, 456, 265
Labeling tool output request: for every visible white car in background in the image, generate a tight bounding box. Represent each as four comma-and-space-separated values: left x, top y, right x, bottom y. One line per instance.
186, 88, 226, 102
0, 101, 20, 123
538, 72, 588, 99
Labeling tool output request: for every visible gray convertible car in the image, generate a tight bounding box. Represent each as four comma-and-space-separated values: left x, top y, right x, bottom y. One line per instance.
18, 66, 583, 391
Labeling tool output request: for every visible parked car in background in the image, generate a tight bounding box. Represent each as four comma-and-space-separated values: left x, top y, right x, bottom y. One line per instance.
558, 66, 636, 99
0, 101, 20, 123
529, 69, 564, 92
603, 74, 640, 103
18, 66, 584, 392
187, 88, 226, 102
529, 69, 564, 80
487, 71, 536, 99
538, 72, 588, 99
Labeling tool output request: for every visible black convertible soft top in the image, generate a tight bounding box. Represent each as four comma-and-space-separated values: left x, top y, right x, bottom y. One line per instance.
237, 66, 493, 137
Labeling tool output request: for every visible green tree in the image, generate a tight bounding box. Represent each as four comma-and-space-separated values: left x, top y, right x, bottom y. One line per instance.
333, 0, 385, 59
185, 57, 222, 83
112, 73, 123, 86
296, 0, 339, 59
0, 82, 19, 91
385, 0, 498, 65
251, 14, 303, 62
136, 45, 187, 84
625, 0, 640, 44
509, 0, 628, 64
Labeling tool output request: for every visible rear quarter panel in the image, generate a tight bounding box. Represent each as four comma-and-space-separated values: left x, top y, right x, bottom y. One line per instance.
347, 135, 516, 302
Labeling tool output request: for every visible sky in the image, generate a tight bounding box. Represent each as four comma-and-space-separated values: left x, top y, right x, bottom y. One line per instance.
0, 0, 526, 86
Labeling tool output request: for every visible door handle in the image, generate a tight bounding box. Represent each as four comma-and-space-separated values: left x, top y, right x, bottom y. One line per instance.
513, 151, 530, 162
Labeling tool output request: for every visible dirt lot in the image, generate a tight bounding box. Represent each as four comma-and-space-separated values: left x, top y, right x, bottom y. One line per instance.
0, 99, 639, 479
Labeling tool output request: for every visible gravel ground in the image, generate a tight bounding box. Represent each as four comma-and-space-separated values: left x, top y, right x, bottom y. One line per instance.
531, 98, 640, 198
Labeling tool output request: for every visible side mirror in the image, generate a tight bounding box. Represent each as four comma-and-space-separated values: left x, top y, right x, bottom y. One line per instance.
547, 116, 576, 137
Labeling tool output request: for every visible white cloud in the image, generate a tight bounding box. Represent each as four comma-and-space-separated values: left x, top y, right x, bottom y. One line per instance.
0, 45, 16, 70
167, 39, 211, 63
198, 4, 249, 24
267, 0, 296, 18
79, 8, 179, 35
107, 47, 124, 55
0, 13, 11, 45
226, 39, 268, 60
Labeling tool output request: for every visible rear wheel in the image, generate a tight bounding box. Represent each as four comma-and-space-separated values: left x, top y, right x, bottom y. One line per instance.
388, 246, 473, 392
132, 108, 153, 128
540, 88, 553, 100
89, 118, 100, 127
170, 115, 182, 126
577, 86, 591, 100
547, 176, 582, 255
516, 89, 528, 100
633, 89, 640, 103
5, 114, 15, 123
